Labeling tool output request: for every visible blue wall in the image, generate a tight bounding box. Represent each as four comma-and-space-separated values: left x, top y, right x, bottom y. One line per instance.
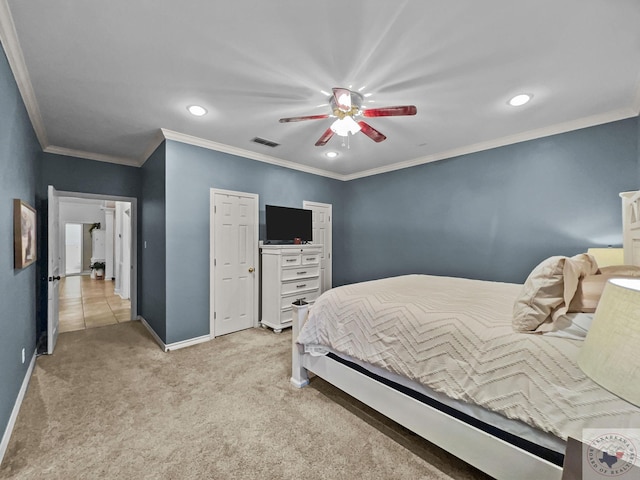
342, 117, 639, 285
38, 153, 141, 198
163, 140, 346, 343
140, 143, 166, 340
0, 44, 40, 449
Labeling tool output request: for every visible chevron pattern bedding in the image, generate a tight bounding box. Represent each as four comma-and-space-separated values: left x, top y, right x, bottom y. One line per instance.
297, 274, 640, 441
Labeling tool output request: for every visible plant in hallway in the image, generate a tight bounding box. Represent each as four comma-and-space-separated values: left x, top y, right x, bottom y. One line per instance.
91, 261, 106, 279
89, 222, 101, 235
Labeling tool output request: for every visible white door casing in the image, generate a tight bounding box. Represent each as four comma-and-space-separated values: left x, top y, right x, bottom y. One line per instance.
120, 204, 131, 299
47, 185, 60, 354
114, 202, 123, 295
55, 190, 138, 322
303, 201, 332, 293
210, 189, 259, 337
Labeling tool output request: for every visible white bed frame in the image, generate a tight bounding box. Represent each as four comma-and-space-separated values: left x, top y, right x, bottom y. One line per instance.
290, 308, 562, 479
290, 190, 640, 480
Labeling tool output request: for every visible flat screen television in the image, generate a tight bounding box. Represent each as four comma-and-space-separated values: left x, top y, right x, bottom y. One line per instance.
265, 205, 312, 243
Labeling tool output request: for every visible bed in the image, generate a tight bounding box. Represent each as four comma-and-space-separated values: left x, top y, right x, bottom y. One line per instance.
290, 190, 640, 480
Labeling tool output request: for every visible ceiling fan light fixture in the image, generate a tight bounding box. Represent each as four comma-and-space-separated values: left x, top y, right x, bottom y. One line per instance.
508, 94, 532, 107
187, 105, 208, 116
331, 116, 361, 137
325, 151, 338, 158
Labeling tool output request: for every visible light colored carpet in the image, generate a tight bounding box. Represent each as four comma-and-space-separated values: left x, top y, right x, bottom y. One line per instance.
0, 322, 492, 479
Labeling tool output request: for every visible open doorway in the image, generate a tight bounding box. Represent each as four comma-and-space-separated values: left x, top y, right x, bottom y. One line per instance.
52, 193, 137, 337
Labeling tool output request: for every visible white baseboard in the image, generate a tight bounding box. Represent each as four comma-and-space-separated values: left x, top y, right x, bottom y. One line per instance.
0, 350, 36, 466
138, 316, 211, 352
165, 334, 211, 352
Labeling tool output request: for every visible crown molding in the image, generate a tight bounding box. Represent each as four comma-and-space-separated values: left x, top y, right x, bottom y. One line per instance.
43, 145, 140, 167
138, 129, 166, 166
0, 0, 48, 148
160, 129, 344, 180
342, 107, 640, 181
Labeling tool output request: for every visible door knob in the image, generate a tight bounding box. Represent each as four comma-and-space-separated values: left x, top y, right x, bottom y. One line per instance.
248, 267, 255, 273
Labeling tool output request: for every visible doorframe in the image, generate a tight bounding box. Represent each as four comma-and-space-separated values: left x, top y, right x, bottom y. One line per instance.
209, 188, 259, 338
303, 200, 332, 292
54, 190, 138, 319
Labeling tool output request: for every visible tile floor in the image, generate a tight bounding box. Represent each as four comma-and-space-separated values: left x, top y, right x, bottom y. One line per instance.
59, 275, 131, 333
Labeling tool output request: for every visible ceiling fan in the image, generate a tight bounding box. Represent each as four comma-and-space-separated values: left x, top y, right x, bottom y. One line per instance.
279, 88, 417, 146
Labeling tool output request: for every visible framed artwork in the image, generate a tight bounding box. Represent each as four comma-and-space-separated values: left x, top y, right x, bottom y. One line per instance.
14, 199, 37, 269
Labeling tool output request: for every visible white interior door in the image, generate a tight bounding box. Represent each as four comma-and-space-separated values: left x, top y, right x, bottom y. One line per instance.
211, 189, 259, 337
47, 185, 60, 354
303, 201, 332, 293
64, 223, 82, 275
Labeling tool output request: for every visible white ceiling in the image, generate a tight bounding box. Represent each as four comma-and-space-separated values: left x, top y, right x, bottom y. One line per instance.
2, 0, 640, 180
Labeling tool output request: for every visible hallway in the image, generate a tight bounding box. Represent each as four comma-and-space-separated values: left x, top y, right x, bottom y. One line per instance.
59, 276, 131, 332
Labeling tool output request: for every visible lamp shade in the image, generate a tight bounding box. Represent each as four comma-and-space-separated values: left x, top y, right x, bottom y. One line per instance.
578, 278, 640, 406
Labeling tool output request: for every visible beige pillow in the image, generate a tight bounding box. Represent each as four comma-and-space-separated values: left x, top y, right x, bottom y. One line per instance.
568, 265, 640, 313
598, 265, 640, 276
513, 253, 598, 333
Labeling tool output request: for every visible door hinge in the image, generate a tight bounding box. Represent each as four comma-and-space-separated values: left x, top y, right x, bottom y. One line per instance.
214, 205, 217, 214
214, 312, 216, 319
214, 258, 216, 266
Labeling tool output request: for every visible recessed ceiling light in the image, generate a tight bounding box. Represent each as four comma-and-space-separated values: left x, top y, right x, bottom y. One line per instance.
187, 105, 207, 116
508, 94, 532, 107
325, 151, 338, 158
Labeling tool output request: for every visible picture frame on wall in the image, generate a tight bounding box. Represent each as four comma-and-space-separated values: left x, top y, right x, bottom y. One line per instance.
14, 199, 37, 269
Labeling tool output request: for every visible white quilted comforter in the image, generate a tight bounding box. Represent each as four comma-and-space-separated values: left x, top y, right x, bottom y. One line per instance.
297, 274, 640, 441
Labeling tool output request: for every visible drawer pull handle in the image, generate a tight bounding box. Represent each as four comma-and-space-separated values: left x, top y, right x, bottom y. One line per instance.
307, 258, 316, 261
297, 271, 307, 275
296, 284, 307, 288
286, 259, 296, 262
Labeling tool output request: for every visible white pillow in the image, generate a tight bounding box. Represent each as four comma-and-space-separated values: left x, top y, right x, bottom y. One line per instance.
542, 313, 594, 340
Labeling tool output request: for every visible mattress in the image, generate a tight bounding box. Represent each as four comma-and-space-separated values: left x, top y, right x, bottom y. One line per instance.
297, 274, 640, 443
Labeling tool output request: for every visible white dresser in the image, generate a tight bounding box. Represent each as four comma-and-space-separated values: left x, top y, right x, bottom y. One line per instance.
260, 244, 322, 333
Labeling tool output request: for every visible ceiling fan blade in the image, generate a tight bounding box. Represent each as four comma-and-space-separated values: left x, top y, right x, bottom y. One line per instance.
332, 87, 352, 111
363, 105, 417, 117
315, 128, 334, 146
279, 114, 329, 123
358, 121, 387, 143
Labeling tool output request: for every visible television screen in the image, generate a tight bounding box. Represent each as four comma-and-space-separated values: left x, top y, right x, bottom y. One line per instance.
266, 205, 312, 243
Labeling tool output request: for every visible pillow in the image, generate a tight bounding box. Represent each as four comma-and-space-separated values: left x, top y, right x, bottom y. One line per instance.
598, 265, 640, 275
513, 253, 598, 333
542, 312, 594, 340
568, 265, 640, 313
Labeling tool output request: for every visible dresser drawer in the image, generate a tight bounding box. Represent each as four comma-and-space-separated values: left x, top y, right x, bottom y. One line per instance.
280, 289, 320, 310
281, 277, 320, 295
279, 309, 293, 325
302, 253, 320, 265
281, 265, 319, 281
282, 254, 301, 266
